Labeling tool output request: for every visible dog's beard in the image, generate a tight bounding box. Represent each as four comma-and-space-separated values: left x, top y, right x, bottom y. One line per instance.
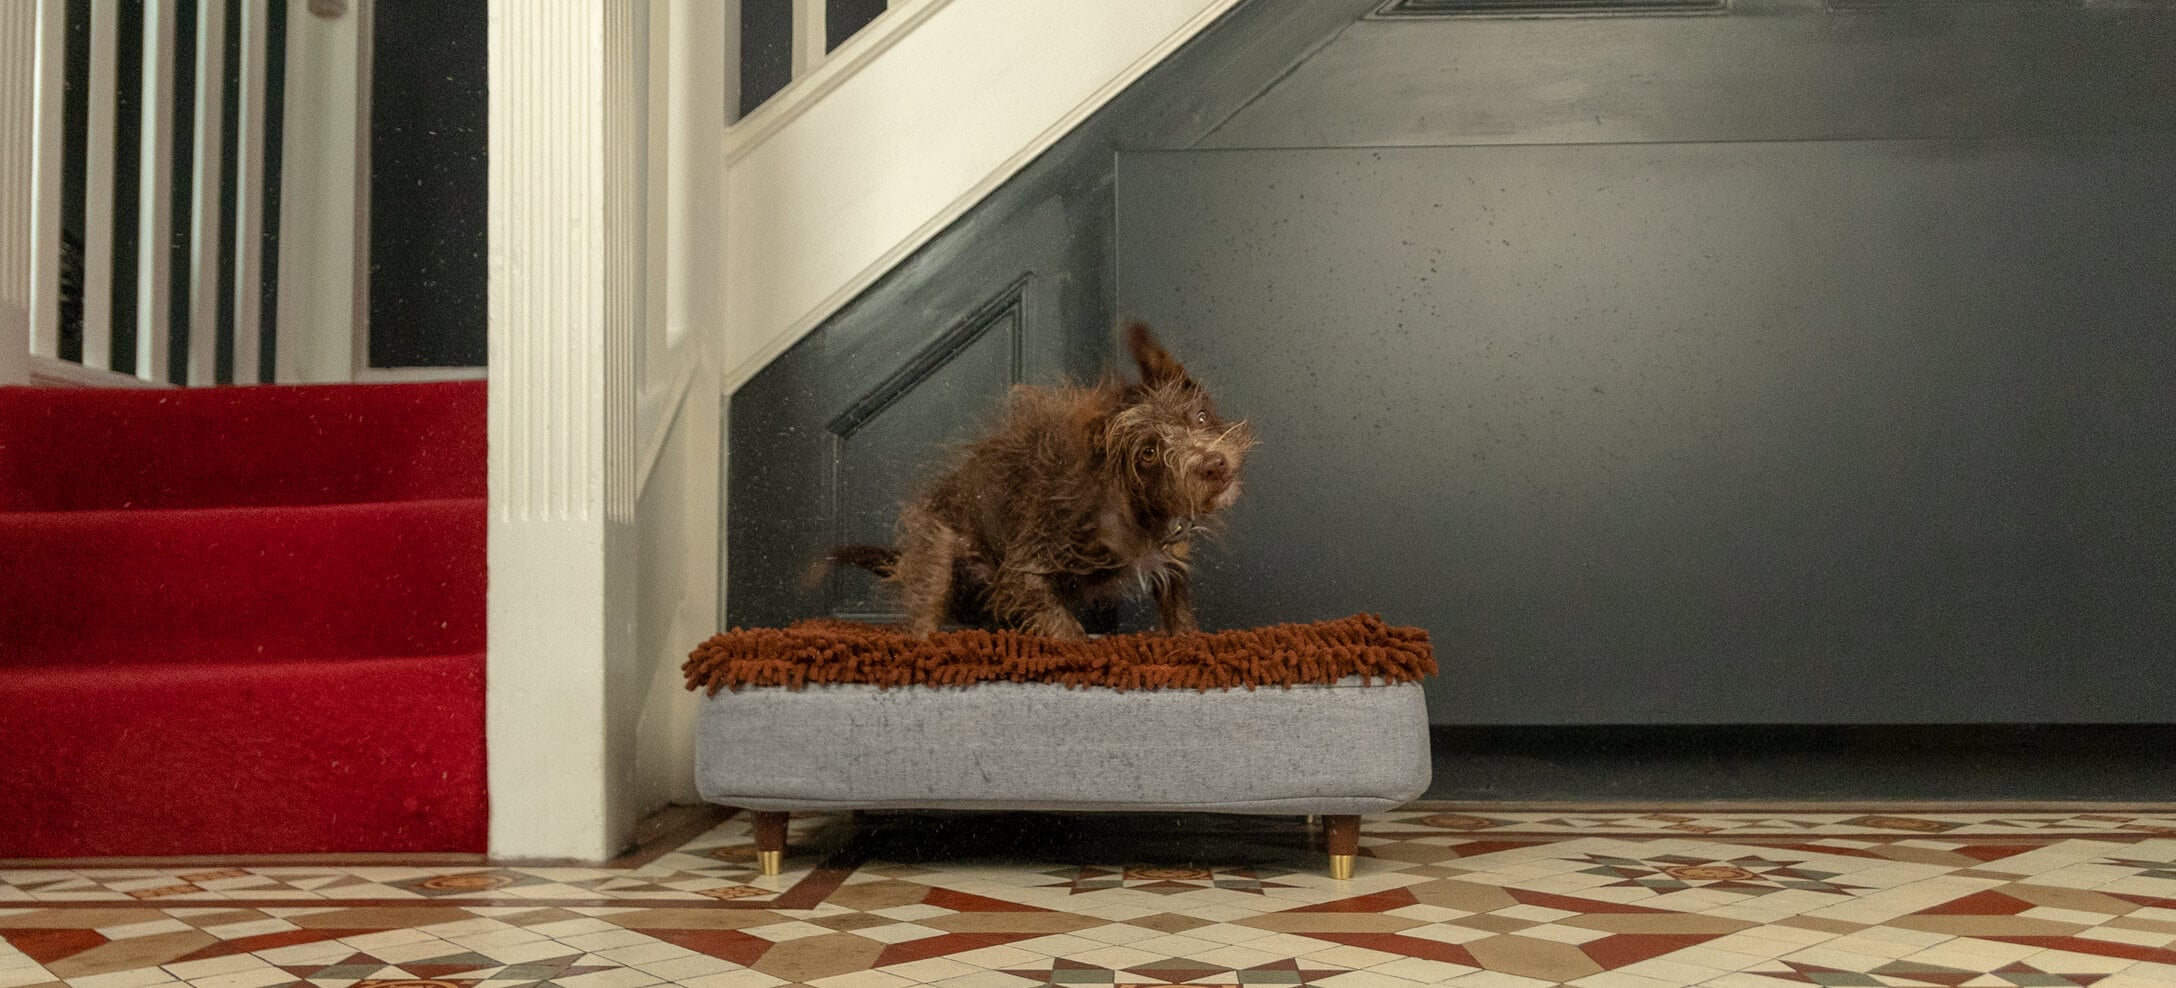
1166, 426, 1251, 517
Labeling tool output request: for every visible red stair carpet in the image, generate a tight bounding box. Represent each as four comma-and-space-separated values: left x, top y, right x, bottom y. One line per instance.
0, 382, 487, 857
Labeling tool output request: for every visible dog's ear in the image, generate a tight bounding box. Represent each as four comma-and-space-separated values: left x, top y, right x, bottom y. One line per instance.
1125, 321, 1194, 390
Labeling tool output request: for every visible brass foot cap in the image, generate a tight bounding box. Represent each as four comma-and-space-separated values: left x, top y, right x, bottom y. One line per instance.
757, 850, 784, 876
1329, 854, 1355, 880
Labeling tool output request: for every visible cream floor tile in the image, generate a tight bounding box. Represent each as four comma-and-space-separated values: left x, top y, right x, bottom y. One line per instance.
183, 968, 286, 988
1566, 972, 1686, 988
57, 968, 171, 988
672, 970, 788, 988
1114, 933, 1227, 958
1893, 936, 2046, 969
1368, 956, 1481, 983
1049, 945, 1164, 970
551, 968, 666, 988
1301, 944, 1410, 968
1440, 970, 1557, 987
157, 957, 260, 981
927, 972, 1038, 988
805, 971, 915, 988
631, 953, 741, 981
593, 940, 696, 966
939, 945, 1045, 969
1613, 956, 1736, 984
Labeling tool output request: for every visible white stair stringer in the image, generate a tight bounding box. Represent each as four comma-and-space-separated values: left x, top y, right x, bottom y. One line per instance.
720, 0, 1244, 392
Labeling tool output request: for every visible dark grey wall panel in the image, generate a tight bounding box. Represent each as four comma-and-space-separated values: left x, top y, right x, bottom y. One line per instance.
1116, 138, 2176, 724
727, 202, 1078, 629
1204, 2, 2176, 149
824, 283, 1027, 618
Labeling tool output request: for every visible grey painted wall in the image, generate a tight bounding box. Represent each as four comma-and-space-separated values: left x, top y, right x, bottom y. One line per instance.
728, 0, 2176, 724
1116, 138, 2176, 724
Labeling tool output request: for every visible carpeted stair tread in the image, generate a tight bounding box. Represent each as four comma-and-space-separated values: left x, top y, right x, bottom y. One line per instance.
0, 652, 487, 857
0, 381, 484, 511
0, 380, 487, 856
0, 498, 484, 666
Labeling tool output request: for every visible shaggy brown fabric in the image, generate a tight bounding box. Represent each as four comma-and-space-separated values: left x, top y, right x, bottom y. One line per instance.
682, 615, 1435, 694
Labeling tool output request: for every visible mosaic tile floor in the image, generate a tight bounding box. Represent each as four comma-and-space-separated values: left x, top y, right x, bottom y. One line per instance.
8, 806, 2176, 988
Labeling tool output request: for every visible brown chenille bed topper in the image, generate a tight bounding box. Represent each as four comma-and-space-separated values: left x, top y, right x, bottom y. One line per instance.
681, 614, 1436, 694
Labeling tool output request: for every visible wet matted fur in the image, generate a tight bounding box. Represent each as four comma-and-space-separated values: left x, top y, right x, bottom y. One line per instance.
683, 614, 1435, 693
817, 322, 1257, 639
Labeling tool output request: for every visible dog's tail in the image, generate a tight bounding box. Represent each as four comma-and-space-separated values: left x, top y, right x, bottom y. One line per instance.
799, 543, 900, 591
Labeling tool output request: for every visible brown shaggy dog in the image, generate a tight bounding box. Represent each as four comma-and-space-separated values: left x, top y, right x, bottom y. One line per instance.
822, 322, 1254, 639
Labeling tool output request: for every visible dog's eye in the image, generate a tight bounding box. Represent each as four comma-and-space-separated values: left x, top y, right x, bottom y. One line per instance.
1194, 410, 1209, 426
1138, 445, 1158, 464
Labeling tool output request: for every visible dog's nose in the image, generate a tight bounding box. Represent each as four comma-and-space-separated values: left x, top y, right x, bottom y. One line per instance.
1196, 452, 1231, 484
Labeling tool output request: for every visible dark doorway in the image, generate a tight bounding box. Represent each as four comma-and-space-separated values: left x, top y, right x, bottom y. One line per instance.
367, 0, 487, 369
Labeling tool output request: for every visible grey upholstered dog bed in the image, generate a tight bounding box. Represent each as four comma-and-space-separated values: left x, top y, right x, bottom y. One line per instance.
694, 677, 1432, 878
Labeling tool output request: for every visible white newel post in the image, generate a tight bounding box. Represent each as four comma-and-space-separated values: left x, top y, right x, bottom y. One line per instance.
0, 2, 36, 385
487, 0, 646, 861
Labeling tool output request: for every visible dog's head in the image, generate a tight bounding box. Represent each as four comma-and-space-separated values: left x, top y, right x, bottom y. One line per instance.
1102, 322, 1255, 519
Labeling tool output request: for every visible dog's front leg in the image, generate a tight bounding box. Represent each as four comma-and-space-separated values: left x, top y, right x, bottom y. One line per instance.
991, 565, 1085, 640
1155, 570, 1199, 634
892, 506, 962, 636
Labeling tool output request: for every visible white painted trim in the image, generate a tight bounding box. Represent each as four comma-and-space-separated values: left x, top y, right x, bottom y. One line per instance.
642, 1, 670, 395
185, 0, 229, 385
0, 305, 24, 385
627, 0, 726, 817
273, 0, 363, 383
135, 0, 177, 383
230, 0, 271, 383
790, 0, 826, 78
82, 0, 120, 371
664, 0, 725, 360
635, 356, 695, 500
352, 365, 489, 383
720, 0, 1244, 393
27, 0, 65, 361
347, 0, 374, 381
0, 4, 34, 385
488, 0, 644, 863
134, 0, 177, 383
30, 352, 172, 387
722, 0, 949, 164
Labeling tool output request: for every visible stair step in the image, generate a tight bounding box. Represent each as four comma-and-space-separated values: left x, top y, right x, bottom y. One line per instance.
0, 498, 484, 665
0, 381, 484, 511
0, 652, 487, 856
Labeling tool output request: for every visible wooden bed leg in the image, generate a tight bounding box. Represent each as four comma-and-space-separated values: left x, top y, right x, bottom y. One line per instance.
752, 811, 789, 876
1325, 814, 1359, 880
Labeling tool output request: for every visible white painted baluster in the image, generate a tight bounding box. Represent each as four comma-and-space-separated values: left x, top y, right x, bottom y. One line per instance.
136, 0, 177, 383
275, 0, 365, 383
231, 0, 270, 384
0, 3, 35, 384
82, 0, 120, 370
791, 0, 826, 78
26, 0, 65, 363
185, 0, 228, 385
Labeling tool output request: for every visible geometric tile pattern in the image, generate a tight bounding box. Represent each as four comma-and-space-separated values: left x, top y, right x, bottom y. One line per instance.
1571, 853, 1869, 896
1034, 865, 1303, 896
4, 806, 2176, 988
